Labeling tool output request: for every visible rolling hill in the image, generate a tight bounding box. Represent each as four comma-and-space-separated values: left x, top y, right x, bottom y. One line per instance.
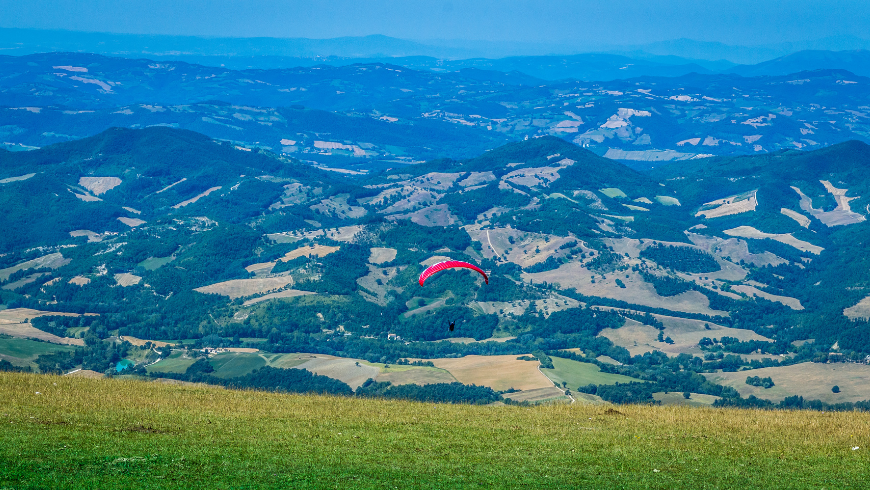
2, 127, 870, 409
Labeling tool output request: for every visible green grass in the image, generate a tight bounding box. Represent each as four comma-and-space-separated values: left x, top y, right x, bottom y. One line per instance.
1, 372, 869, 489
208, 352, 266, 378
262, 353, 309, 369
540, 357, 641, 390
137, 256, 175, 271
599, 187, 627, 199
0, 337, 74, 364
144, 351, 196, 374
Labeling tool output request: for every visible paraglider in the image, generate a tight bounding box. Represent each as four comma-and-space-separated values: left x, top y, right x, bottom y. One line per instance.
418, 260, 488, 333
418, 260, 489, 286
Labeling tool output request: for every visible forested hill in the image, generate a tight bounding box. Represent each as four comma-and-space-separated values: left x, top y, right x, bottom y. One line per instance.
0, 126, 342, 250
3, 129, 870, 402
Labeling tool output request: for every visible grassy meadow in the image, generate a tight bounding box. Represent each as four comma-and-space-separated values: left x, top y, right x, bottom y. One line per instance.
1, 372, 869, 489
541, 356, 640, 389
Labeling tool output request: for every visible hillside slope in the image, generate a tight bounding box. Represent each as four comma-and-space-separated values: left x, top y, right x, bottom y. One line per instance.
2, 372, 868, 489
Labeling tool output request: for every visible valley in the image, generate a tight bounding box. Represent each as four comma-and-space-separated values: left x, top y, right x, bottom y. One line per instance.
1, 122, 870, 410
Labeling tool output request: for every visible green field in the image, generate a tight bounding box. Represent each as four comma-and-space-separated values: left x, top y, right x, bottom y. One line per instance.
261, 353, 309, 369
1, 372, 869, 489
137, 255, 175, 271
541, 357, 641, 389
0, 337, 75, 366
144, 351, 196, 374
599, 187, 627, 198
209, 352, 266, 378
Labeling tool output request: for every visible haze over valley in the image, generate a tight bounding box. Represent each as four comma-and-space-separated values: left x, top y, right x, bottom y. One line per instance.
3, 3, 870, 487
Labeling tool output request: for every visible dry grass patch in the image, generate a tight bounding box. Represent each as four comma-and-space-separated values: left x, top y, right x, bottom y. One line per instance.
63, 369, 105, 378
291, 354, 380, 390
117, 217, 146, 227
241, 289, 314, 306
724, 226, 823, 254
732, 285, 803, 310
844, 295, 870, 321
173, 186, 221, 209
0, 309, 86, 346
704, 362, 870, 404
525, 263, 728, 317
0, 253, 69, 282
502, 386, 570, 404
368, 247, 397, 264
194, 277, 295, 299
431, 355, 553, 391
119, 336, 171, 348
653, 392, 720, 407
686, 232, 786, 268
113, 273, 142, 287
781, 208, 811, 228
78, 176, 121, 195
598, 315, 769, 358
0, 173, 35, 184
281, 244, 339, 262
387, 204, 459, 227
696, 189, 757, 219
468, 226, 580, 268
68, 276, 90, 286
376, 367, 456, 386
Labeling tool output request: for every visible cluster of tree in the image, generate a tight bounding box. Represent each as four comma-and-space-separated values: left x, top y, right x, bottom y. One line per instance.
532, 350, 554, 369
619, 311, 664, 330
586, 249, 624, 273
378, 221, 471, 252
523, 256, 565, 273
30, 315, 101, 338
356, 379, 502, 405
296, 243, 370, 295
475, 275, 541, 303
639, 244, 720, 273
639, 271, 695, 297
699, 336, 790, 355
715, 395, 870, 412
491, 199, 599, 238
151, 360, 354, 396
438, 183, 531, 221
577, 382, 660, 404
33, 335, 132, 374
0, 359, 31, 373
394, 359, 435, 367
746, 376, 775, 388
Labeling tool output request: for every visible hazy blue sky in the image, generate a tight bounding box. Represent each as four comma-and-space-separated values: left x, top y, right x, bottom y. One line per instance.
1, 0, 868, 47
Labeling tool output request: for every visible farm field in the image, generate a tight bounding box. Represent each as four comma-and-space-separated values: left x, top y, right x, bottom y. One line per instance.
374, 366, 456, 386
525, 263, 728, 316
653, 392, 721, 407
703, 362, 870, 404
598, 316, 770, 357
431, 354, 553, 391
2, 372, 869, 489
0, 322, 85, 346
540, 356, 641, 389
193, 277, 297, 299
502, 386, 571, 404
145, 351, 196, 374
0, 337, 75, 367
208, 352, 267, 378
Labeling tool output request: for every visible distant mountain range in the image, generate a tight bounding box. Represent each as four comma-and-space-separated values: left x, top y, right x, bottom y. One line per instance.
4, 28, 870, 79
2, 52, 870, 167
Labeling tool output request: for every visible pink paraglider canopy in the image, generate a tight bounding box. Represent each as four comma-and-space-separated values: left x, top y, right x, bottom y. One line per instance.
418, 260, 489, 286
